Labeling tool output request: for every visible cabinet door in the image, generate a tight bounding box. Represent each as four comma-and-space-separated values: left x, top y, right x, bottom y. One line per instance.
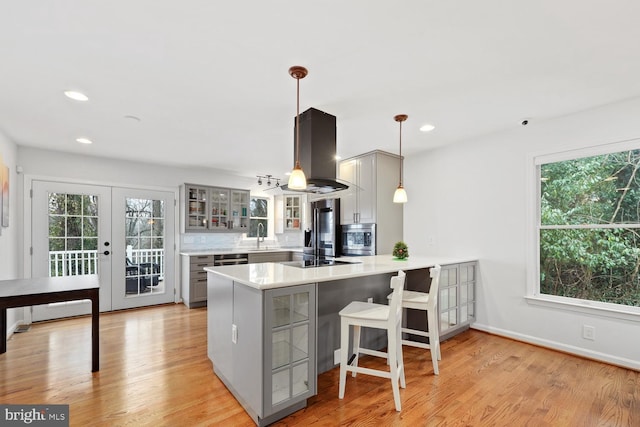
438, 265, 459, 336
284, 196, 302, 231
338, 159, 358, 224
264, 284, 316, 417
459, 262, 476, 324
230, 190, 250, 231
209, 187, 230, 230
185, 185, 209, 231
356, 154, 376, 224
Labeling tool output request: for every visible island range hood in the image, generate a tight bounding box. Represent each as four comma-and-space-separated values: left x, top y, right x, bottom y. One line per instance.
281, 107, 349, 194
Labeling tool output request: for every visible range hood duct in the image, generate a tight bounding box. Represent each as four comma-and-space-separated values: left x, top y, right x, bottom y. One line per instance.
282, 107, 349, 194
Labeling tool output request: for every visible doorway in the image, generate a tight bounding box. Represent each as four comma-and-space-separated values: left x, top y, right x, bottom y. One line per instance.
31, 180, 176, 321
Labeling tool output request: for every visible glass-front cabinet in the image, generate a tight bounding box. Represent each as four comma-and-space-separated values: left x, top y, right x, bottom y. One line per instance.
185, 185, 208, 231
284, 196, 302, 231
439, 262, 476, 339
264, 284, 316, 417
183, 184, 250, 233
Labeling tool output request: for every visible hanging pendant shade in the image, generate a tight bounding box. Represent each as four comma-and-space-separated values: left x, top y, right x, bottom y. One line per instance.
287, 66, 308, 190
393, 114, 408, 203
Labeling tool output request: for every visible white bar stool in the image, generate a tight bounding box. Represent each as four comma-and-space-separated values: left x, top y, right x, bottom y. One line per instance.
390, 264, 442, 375
338, 270, 407, 412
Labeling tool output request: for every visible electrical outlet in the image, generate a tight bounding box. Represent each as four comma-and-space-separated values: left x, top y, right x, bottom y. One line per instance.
583, 325, 595, 341
334, 349, 341, 365
367, 297, 373, 303
232, 324, 238, 344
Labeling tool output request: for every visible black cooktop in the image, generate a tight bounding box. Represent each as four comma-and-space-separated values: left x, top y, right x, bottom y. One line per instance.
280, 259, 361, 269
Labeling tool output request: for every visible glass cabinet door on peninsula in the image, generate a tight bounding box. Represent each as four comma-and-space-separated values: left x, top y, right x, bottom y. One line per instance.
439, 262, 476, 339
264, 284, 317, 417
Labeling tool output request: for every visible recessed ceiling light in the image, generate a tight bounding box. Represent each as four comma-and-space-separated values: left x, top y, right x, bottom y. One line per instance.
64, 91, 89, 101
335, 155, 342, 161
76, 138, 93, 144
420, 123, 435, 132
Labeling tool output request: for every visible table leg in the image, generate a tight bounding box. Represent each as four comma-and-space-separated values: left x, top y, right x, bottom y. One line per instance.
91, 292, 99, 372
1, 307, 6, 354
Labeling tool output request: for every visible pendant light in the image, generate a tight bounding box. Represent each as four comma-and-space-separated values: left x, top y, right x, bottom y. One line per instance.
393, 114, 408, 203
287, 66, 308, 190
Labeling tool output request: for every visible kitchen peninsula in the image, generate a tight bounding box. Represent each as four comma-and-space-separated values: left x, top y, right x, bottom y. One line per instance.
206, 255, 477, 426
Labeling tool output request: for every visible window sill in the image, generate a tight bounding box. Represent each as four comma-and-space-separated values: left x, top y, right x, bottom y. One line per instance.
525, 295, 640, 322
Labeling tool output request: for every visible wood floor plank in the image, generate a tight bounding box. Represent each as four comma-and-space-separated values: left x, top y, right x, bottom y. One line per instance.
0, 304, 637, 426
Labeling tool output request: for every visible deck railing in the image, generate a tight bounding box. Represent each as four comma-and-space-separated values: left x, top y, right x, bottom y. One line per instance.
49, 248, 165, 278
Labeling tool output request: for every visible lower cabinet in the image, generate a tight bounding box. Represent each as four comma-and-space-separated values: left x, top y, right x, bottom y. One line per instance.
181, 254, 214, 308
248, 251, 292, 264
208, 275, 317, 426
439, 262, 477, 339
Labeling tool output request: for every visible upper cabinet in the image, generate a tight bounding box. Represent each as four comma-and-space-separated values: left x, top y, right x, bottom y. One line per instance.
338, 150, 404, 254
183, 184, 250, 233
339, 154, 376, 224
275, 194, 304, 234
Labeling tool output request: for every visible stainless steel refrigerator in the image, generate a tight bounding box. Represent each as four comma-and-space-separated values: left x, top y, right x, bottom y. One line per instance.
304, 198, 340, 260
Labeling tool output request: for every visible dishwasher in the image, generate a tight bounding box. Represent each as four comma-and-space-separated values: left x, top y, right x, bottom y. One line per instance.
213, 253, 249, 266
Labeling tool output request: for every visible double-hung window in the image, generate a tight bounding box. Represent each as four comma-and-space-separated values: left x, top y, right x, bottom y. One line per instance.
248, 197, 268, 238
533, 143, 640, 311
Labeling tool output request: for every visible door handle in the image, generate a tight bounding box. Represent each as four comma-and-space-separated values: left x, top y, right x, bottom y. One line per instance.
103, 250, 110, 255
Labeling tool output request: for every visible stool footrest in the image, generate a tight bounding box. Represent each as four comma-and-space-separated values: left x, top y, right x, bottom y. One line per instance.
357, 347, 388, 359
401, 327, 430, 338
345, 364, 393, 380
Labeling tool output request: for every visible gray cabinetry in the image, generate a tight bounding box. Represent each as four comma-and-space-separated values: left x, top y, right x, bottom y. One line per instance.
207, 275, 316, 426
181, 254, 214, 308
248, 251, 292, 264
182, 184, 250, 233
338, 150, 403, 254
439, 262, 477, 339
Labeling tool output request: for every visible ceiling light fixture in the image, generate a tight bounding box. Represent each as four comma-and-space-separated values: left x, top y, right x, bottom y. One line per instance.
393, 114, 408, 204
64, 90, 89, 102
257, 175, 281, 188
420, 123, 435, 132
76, 137, 93, 144
287, 66, 308, 190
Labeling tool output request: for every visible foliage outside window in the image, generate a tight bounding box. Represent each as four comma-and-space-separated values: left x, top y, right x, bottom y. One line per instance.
248, 197, 268, 238
539, 149, 640, 307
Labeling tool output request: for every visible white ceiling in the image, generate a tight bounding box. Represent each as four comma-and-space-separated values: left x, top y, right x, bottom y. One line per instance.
2, 1, 640, 181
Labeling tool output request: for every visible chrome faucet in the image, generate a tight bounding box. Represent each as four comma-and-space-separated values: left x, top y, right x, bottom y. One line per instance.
257, 223, 265, 249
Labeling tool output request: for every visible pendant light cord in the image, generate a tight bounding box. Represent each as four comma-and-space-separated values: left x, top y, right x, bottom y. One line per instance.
296, 75, 300, 168
399, 119, 403, 186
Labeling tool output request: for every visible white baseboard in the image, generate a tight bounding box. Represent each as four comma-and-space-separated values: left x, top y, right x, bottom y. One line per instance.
471, 323, 640, 371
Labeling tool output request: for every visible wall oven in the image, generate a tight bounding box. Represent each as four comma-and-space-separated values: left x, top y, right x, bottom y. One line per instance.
342, 223, 376, 256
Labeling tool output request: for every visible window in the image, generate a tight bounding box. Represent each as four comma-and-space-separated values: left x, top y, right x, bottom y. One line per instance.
537, 147, 640, 308
248, 197, 268, 238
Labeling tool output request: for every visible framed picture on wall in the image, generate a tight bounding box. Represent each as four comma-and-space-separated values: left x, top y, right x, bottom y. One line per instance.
2, 164, 8, 227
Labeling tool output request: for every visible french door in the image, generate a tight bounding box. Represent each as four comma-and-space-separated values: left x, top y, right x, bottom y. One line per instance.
31, 181, 175, 321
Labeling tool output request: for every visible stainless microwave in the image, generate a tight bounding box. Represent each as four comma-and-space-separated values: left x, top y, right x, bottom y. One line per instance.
342, 223, 376, 256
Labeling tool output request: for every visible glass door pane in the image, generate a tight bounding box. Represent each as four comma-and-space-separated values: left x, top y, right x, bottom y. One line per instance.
124, 197, 165, 297
32, 181, 113, 320
111, 187, 175, 311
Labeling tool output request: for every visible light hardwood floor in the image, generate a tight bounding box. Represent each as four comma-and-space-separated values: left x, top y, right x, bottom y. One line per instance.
1, 304, 637, 426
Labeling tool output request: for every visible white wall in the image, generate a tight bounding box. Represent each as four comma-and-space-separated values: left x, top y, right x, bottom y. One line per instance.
0, 128, 20, 333
405, 97, 640, 370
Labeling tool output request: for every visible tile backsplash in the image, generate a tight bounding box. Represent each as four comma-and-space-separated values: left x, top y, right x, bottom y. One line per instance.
180, 232, 303, 252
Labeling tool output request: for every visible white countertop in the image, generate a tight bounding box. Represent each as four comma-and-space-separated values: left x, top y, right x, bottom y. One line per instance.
204, 255, 477, 290
180, 248, 303, 256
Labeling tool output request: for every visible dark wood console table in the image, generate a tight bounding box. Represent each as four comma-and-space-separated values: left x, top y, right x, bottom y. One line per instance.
0, 274, 100, 372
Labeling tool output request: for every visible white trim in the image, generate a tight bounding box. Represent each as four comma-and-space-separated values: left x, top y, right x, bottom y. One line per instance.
471, 323, 640, 371
533, 137, 640, 165
525, 295, 640, 321
21, 174, 181, 306
525, 140, 640, 311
